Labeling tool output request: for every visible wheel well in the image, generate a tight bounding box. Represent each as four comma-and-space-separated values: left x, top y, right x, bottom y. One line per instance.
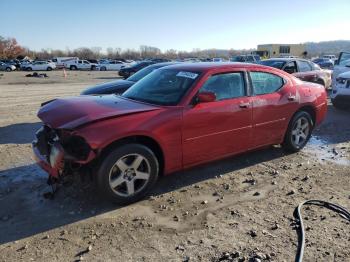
297, 105, 316, 126
100, 136, 165, 175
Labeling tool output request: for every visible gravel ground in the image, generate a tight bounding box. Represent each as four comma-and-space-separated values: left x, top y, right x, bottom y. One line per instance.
0, 70, 349, 262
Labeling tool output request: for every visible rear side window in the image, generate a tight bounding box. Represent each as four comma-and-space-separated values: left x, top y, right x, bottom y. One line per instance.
297, 60, 312, 72
200, 72, 245, 101
250, 72, 284, 95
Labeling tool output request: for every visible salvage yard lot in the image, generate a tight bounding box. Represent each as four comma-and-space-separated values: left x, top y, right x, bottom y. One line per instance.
0, 70, 349, 261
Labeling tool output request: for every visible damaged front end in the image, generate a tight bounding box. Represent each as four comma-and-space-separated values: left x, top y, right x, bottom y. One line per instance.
32, 125, 96, 185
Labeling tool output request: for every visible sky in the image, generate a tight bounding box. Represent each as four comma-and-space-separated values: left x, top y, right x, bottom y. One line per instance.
1, 0, 349, 52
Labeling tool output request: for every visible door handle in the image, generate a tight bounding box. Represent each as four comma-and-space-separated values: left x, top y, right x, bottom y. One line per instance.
239, 102, 250, 108
288, 95, 296, 101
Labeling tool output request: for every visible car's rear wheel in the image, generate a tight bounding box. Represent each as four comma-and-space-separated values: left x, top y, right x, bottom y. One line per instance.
282, 111, 313, 152
27, 67, 32, 71
5, 67, 11, 72
70, 65, 77, 70
100, 66, 107, 71
96, 144, 159, 205
91, 65, 96, 70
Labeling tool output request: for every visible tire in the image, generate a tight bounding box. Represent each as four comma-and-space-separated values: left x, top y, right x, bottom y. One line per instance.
282, 111, 313, 152
27, 67, 32, 71
100, 66, 107, 71
70, 65, 77, 70
47, 67, 52, 71
96, 144, 159, 205
91, 65, 96, 70
5, 67, 11, 72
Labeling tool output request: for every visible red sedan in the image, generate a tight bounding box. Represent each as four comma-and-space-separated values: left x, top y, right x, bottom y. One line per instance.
33, 63, 327, 204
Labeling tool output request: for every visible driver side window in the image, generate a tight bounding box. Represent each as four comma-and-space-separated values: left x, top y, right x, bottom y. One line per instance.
199, 72, 245, 101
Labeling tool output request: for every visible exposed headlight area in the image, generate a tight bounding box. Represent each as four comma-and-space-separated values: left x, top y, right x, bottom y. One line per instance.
60, 135, 92, 161
34, 125, 93, 165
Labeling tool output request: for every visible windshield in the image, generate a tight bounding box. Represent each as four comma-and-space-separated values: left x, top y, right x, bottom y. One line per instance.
127, 65, 157, 82
122, 69, 200, 106
259, 60, 286, 69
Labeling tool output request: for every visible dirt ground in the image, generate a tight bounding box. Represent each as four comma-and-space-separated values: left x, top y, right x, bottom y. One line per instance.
0, 70, 349, 262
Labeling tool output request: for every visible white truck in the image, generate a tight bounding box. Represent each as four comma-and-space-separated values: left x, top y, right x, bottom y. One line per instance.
64, 60, 99, 70
52, 57, 78, 68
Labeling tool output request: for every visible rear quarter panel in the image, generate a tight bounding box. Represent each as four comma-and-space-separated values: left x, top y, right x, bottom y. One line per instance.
298, 82, 327, 125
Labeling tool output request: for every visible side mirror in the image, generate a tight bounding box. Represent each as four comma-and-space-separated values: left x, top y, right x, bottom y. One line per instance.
197, 92, 216, 103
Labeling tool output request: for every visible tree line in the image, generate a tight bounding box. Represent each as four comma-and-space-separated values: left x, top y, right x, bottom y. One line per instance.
0, 35, 254, 60
2, 35, 349, 61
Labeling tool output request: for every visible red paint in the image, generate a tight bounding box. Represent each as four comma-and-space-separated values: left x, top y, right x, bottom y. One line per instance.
33, 63, 327, 178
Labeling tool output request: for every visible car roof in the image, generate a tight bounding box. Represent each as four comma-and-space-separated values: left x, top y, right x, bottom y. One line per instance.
160, 62, 270, 72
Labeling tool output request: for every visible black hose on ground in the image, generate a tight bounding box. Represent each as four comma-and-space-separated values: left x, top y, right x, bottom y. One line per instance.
294, 200, 350, 262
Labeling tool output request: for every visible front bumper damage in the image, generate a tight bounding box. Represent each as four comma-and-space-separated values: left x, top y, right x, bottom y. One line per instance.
32, 125, 96, 184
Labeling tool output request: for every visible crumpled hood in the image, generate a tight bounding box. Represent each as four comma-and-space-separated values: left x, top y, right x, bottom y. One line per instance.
38, 95, 160, 129
81, 79, 135, 95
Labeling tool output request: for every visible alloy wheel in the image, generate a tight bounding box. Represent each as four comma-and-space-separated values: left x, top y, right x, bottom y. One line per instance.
291, 116, 310, 147
108, 153, 151, 197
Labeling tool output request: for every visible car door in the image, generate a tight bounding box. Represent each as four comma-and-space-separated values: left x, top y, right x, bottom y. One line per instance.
83, 60, 90, 69
250, 70, 298, 148
182, 71, 252, 166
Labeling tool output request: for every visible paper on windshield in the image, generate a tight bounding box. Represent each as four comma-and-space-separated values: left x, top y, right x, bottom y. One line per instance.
176, 71, 198, 79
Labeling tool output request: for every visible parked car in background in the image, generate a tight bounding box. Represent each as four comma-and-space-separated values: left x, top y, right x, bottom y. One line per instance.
259, 58, 332, 88
0, 62, 16, 71
52, 57, 78, 68
99, 60, 126, 71
64, 60, 99, 70
33, 62, 327, 204
24, 61, 56, 71
0, 59, 21, 69
230, 55, 260, 63
212, 58, 224, 62
322, 55, 337, 61
312, 58, 334, 69
81, 62, 179, 95
331, 71, 350, 109
332, 51, 350, 87
118, 61, 155, 79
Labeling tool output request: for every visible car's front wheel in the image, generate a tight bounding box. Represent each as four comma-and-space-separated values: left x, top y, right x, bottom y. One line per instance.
96, 144, 159, 205
47, 67, 52, 71
100, 66, 107, 71
27, 67, 32, 71
283, 111, 313, 152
